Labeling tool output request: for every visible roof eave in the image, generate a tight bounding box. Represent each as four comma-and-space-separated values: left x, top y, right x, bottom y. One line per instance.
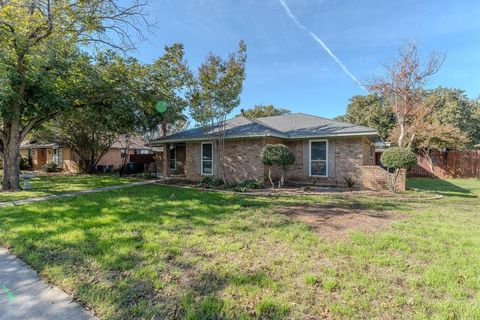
149, 131, 378, 145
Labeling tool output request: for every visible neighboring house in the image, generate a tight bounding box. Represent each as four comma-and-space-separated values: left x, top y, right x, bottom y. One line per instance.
150, 113, 405, 190
20, 136, 153, 173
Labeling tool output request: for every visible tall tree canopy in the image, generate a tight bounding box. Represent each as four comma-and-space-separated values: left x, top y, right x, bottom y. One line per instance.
423, 87, 480, 148
368, 42, 469, 171
369, 41, 448, 148
238, 104, 291, 118
0, 0, 149, 191
139, 43, 193, 139
36, 51, 142, 173
336, 94, 394, 141
190, 40, 247, 182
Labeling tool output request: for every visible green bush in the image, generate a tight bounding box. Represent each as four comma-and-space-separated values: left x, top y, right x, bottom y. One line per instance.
198, 176, 224, 188
261, 144, 295, 188
228, 179, 263, 192
261, 144, 295, 167
381, 147, 416, 192
42, 161, 58, 173
20, 157, 33, 170
380, 147, 417, 169
233, 185, 248, 192
344, 176, 355, 189
240, 179, 263, 189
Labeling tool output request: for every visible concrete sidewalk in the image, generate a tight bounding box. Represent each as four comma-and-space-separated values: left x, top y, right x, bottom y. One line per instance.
0, 248, 96, 320
0, 179, 159, 208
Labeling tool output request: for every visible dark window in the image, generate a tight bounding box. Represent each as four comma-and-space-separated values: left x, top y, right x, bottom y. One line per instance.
202, 143, 213, 175
169, 147, 176, 170
310, 141, 327, 176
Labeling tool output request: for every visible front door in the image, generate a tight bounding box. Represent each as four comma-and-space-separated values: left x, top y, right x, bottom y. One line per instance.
37, 148, 47, 166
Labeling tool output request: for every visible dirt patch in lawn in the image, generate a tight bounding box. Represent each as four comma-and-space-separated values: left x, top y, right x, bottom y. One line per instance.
277, 204, 403, 240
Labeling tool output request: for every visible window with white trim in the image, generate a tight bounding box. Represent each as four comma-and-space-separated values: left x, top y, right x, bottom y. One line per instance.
169, 147, 176, 170
310, 141, 327, 176
201, 143, 213, 175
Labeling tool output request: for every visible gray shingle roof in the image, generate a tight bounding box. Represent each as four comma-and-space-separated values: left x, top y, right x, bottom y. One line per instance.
151, 113, 378, 144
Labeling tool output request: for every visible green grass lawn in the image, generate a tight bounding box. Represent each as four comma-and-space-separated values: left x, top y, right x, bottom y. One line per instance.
0, 174, 140, 202
0, 178, 479, 319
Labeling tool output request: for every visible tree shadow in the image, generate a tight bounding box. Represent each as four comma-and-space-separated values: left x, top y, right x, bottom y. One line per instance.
407, 178, 477, 198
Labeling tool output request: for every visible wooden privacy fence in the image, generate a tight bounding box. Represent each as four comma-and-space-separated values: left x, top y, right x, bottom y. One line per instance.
409, 150, 480, 178
129, 154, 155, 164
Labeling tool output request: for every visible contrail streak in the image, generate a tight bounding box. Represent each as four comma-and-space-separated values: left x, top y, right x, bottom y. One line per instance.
277, 0, 368, 93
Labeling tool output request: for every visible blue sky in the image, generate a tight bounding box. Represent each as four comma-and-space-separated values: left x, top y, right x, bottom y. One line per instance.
131, 0, 480, 118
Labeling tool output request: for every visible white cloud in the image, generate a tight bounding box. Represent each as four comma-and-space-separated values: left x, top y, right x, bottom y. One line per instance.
277, 0, 368, 93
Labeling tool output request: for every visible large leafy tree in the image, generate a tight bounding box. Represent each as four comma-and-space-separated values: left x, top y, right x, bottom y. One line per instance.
189, 40, 247, 182
369, 42, 469, 172
37, 52, 142, 173
238, 104, 290, 118
0, 0, 148, 191
424, 87, 480, 148
336, 94, 395, 140
369, 41, 446, 148
139, 43, 193, 139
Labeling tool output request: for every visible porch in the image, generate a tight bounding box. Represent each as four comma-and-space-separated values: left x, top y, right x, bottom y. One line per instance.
157, 142, 187, 178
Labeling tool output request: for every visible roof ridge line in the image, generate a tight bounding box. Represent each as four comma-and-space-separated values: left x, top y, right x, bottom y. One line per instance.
241, 115, 289, 137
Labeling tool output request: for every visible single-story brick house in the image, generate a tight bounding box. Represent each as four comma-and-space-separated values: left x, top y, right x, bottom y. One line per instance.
20, 136, 153, 173
150, 113, 405, 190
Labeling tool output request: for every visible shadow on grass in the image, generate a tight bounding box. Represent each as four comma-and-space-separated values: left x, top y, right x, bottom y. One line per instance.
0, 185, 289, 319
407, 178, 478, 198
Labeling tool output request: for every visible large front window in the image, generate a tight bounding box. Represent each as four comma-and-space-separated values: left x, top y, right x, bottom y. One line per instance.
310, 141, 327, 176
201, 143, 213, 175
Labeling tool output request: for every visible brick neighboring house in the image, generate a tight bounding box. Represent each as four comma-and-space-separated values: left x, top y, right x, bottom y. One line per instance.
20, 136, 153, 173
150, 113, 405, 191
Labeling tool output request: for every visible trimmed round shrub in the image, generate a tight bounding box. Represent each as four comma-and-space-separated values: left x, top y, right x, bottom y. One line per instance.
380, 146, 417, 169
261, 144, 295, 167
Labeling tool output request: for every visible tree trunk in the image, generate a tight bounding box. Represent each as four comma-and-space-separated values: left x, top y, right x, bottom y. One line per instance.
268, 167, 274, 189
390, 168, 400, 193
161, 122, 168, 137
2, 132, 22, 192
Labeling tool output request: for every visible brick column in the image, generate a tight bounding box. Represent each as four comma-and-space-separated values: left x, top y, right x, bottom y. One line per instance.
163, 143, 170, 177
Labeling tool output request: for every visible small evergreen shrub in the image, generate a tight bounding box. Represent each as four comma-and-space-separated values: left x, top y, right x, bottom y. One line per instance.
380, 147, 417, 169
240, 179, 263, 189
198, 176, 224, 188
233, 185, 248, 192
20, 157, 33, 170
261, 144, 295, 188
42, 161, 58, 172
380, 147, 417, 192
344, 176, 355, 189
228, 179, 263, 192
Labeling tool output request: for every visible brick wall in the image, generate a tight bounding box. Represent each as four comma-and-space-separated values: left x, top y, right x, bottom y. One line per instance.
184, 139, 265, 182
334, 137, 364, 186
362, 137, 375, 166
62, 148, 80, 173
182, 137, 376, 187
361, 166, 406, 191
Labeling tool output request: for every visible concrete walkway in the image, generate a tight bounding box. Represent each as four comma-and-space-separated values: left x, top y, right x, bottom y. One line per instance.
0, 179, 159, 208
0, 180, 162, 318
0, 248, 96, 320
